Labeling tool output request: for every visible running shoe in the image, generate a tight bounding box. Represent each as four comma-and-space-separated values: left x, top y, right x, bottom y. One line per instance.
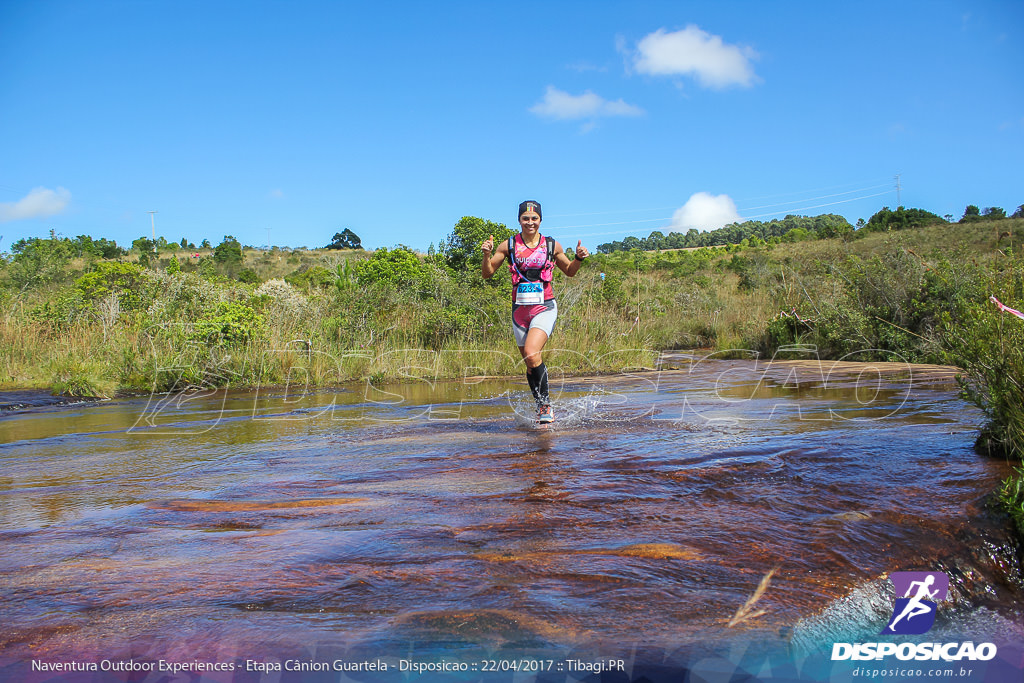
537, 404, 554, 424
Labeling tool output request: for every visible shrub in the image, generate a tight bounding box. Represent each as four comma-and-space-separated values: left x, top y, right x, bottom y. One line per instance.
944, 296, 1024, 458
443, 216, 514, 272
29, 289, 87, 330
863, 207, 945, 233
75, 261, 151, 311
286, 265, 333, 291
191, 301, 266, 347
237, 268, 260, 284
213, 235, 243, 266
418, 307, 475, 349
7, 234, 75, 289
356, 246, 424, 287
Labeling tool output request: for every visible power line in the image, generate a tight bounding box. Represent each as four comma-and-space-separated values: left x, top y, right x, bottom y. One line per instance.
548, 189, 893, 239
740, 190, 892, 221
738, 183, 893, 212
733, 177, 894, 203
544, 182, 896, 232
545, 177, 895, 219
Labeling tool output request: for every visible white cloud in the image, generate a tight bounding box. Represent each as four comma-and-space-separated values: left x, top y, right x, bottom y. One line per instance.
633, 26, 758, 89
672, 192, 741, 231
529, 86, 644, 121
0, 186, 71, 223
268, 188, 284, 199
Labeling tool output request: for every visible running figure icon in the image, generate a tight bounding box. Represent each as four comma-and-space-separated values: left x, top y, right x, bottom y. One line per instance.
886, 575, 938, 631
881, 571, 949, 635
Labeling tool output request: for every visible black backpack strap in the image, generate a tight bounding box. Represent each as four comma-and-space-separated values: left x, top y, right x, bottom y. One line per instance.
546, 236, 555, 263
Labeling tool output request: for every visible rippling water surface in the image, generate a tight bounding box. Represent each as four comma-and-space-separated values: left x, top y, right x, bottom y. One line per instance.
1, 355, 1022, 680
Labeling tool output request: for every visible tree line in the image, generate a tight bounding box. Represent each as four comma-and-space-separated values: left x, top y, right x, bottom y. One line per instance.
596, 203, 1024, 253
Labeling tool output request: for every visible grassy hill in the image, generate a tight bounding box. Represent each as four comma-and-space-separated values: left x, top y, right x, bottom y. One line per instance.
3, 217, 1023, 535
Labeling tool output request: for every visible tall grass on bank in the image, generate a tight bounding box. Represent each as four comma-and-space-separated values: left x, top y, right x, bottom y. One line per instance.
0, 246, 778, 393
0, 220, 1021, 444
3, 219, 1024, 534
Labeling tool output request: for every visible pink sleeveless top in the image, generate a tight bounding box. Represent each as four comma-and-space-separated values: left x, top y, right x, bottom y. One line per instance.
509, 234, 555, 301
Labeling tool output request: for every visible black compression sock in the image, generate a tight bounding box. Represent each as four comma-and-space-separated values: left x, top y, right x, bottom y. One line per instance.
527, 363, 549, 406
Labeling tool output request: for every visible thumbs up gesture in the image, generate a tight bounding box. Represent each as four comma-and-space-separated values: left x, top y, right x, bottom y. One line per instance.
481, 234, 494, 255
575, 240, 589, 261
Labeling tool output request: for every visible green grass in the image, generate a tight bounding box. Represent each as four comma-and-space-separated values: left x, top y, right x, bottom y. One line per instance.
4, 218, 1024, 537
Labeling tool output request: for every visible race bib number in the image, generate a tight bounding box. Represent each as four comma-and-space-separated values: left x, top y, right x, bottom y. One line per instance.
515, 282, 544, 305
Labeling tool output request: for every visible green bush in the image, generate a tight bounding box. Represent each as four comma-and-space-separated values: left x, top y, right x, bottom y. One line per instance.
945, 303, 1024, 457
213, 235, 243, 266
443, 216, 514, 272
75, 261, 151, 310
197, 257, 218, 280
29, 289, 87, 330
191, 301, 266, 347
863, 207, 945, 233
997, 471, 1024, 538
356, 246, 424, 287
7, 234, 75, 289
49, 356, 108, 397
237, 268, 260, 284
286, 265, 333, 291
418, 307, 475, 349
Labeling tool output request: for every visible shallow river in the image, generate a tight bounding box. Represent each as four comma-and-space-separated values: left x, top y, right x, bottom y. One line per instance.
1, 353, 1022, 682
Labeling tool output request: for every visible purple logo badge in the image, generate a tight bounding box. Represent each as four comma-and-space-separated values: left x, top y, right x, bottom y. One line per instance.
881, 571, 949, 635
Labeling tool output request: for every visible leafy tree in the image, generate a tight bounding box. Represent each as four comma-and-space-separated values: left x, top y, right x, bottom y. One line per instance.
356, 246, 424, 287
443, 216, 513, 272
621, 235, 642, 251
286, 265, 334, 290
94, 238, 125, 259
237, 268, 260, 284
71, 235, 98, 258
814, 214, 854, 239
325, 229, 362, 250
782, 227, 811, 242
213, 235, 243, 266
7, 232, 75, 288
191, 301, 266, 347
960, 205, 982, 223
597, 213, 852, 253
132, 236, 157, 266
201, 239, 211, 249
863, 207, 944, 233
1012, 205, 1024, 219
983, 207, 1007, 220
75, 261, 150, 310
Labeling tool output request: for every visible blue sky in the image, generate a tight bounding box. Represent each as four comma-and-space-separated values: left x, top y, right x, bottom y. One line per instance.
1, 0, 1021, 252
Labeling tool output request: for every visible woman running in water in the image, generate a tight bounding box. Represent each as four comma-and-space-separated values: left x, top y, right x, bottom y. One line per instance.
480, 200, 589, 423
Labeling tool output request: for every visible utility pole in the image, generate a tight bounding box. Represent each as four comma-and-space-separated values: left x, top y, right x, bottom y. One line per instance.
894, 174, 902, 208
148, 210, 158, 241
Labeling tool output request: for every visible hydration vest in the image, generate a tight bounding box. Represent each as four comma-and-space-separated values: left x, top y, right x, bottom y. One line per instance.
508, 234, 555, 285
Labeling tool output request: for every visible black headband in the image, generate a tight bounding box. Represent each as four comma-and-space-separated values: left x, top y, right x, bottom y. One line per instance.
518, 200, 542, 220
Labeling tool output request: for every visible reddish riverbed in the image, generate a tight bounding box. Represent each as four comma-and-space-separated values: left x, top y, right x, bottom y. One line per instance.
1, 356, 1022, 681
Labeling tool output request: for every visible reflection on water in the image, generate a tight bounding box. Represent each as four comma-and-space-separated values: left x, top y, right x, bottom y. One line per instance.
0, 356, 1021, 678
